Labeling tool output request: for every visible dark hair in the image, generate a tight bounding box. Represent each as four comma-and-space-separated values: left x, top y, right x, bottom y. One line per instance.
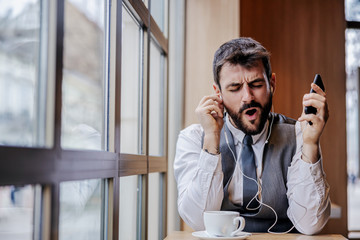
213, 37, 271, 89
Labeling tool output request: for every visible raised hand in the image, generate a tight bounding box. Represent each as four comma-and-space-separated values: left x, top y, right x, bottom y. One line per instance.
298, 83, 329, 163
195, 94, 224, 154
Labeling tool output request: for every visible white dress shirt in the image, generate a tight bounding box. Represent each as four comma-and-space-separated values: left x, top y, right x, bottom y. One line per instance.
174, 115, 330, 235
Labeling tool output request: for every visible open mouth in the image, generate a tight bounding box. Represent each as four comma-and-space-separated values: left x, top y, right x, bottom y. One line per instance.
245, 108, 257, 116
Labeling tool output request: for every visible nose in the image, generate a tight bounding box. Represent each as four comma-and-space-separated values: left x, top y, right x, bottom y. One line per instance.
242, 84, 254, 102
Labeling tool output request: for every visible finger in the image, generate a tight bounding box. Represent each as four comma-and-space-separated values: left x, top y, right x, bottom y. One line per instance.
298, 113, 316, 123
202, 105, 224, 118
298, 112, 311, 122
311, 83, 326, 97
198, 95, 212, 106
201, 100, 224, 116
299, 107, 326, 124
303, 98, 324, 111
302, 94, 326, 115
303, 98, 328, 122
303, 92, 327, 111
303, 92, 326, 103
213, 94, 223, 104
201, 98, 216, 108
200, 97, 224, 113
199, 94, 222, 106
298, 112, 324, 127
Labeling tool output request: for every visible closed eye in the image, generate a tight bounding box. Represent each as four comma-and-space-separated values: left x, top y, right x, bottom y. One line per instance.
229, 87, 240, 92
249, 79, 265, 88
250, 83, 264, 88
226, 83, 242, 92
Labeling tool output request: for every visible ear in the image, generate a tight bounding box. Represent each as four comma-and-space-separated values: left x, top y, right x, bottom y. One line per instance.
213, 83, 221, 95
270, 73, 276, 94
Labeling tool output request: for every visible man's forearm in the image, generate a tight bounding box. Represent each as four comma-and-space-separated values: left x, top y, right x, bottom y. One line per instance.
203, 132, 221, 155
301, 142, 320, 164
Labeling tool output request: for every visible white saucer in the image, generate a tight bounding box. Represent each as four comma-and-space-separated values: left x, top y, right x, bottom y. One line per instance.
191, 231, 251, 240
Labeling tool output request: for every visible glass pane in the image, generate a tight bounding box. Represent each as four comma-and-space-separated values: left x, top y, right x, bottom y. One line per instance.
119, 175, 139, 240
149, 40, 165, 156
346, 0, 360, 21
59, 179, 103, 240
148, 173, 163, 240
0, 0, 51, 147
121, 6, 142, 154
346, 29, 360, 231
0, 185, 37, 240
150, 0, 168, 36
61, 0, 108, 150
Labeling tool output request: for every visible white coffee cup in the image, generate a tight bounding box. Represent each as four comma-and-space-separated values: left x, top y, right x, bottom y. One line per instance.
204, 211, 245, 237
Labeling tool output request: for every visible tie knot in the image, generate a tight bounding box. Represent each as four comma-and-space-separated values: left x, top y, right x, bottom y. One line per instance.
243, 135, 253, 145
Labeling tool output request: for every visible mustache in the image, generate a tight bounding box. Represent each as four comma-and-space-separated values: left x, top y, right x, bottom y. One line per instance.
239, 101, 262, 113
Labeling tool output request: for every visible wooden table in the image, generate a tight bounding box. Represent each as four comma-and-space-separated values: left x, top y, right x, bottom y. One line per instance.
165, 231, 347, 240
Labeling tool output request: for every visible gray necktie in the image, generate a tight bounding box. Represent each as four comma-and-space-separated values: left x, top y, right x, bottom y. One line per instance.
241, 135, 259, 211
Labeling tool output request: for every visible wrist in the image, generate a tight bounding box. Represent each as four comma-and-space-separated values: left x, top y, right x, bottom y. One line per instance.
204, 148, 220, 155
203, 132, 220, 155
302, 142, 320, 164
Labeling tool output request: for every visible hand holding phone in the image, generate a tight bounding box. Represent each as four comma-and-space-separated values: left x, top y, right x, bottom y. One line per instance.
304, 74, 325, 115
299, 74, 328, 163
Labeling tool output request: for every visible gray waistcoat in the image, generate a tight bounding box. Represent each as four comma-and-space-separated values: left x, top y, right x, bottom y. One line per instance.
219, 112, 297, 232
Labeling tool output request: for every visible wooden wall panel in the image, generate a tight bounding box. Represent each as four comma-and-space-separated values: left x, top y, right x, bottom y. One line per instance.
183, 0, 240, 231
184, 0, 240, 128
240, 0, 347, 236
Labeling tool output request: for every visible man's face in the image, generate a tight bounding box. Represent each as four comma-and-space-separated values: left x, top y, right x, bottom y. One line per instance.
218, 61, 274, 135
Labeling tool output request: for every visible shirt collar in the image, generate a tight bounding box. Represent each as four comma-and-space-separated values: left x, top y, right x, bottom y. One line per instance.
225, 113, 269, 146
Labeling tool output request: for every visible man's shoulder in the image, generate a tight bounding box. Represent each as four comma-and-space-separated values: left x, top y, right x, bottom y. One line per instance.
271, 112, 297, 126
269, 113, 298, 145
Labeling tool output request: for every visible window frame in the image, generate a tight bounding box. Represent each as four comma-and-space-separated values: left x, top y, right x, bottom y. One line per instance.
0, 0, 169, 239
346, 14, 360, 236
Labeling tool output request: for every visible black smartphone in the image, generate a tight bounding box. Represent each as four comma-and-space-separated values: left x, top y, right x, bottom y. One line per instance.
304, 74, 325, 115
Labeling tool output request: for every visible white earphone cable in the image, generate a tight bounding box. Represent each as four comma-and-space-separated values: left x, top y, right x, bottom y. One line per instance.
224, 113, 306, 234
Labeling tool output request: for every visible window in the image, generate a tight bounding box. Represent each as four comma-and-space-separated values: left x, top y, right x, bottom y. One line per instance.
119, 0, 169, 239
0, 0, 52, 148
120, 5, 142, 155
346, 0, 360, 236
0, 185, 40, 239
0, 0, 169, 239
61, 0, 109, 151
149, 39, 166, 157
148, 173, 165, 240
59, 179, 104, 240
150, 0, 168, 37
119, 175, 139, 240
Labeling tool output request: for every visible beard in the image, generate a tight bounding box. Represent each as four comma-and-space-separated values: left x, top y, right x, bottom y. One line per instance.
225, 94, 272, 135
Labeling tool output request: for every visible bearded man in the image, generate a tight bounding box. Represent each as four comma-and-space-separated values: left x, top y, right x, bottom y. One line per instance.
174, 37, 330, 234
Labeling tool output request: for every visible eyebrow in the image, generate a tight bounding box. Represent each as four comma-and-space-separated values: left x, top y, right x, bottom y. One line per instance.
249, 78, 266, 84
225, 82, 242, 89
225, 78, 266, 89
